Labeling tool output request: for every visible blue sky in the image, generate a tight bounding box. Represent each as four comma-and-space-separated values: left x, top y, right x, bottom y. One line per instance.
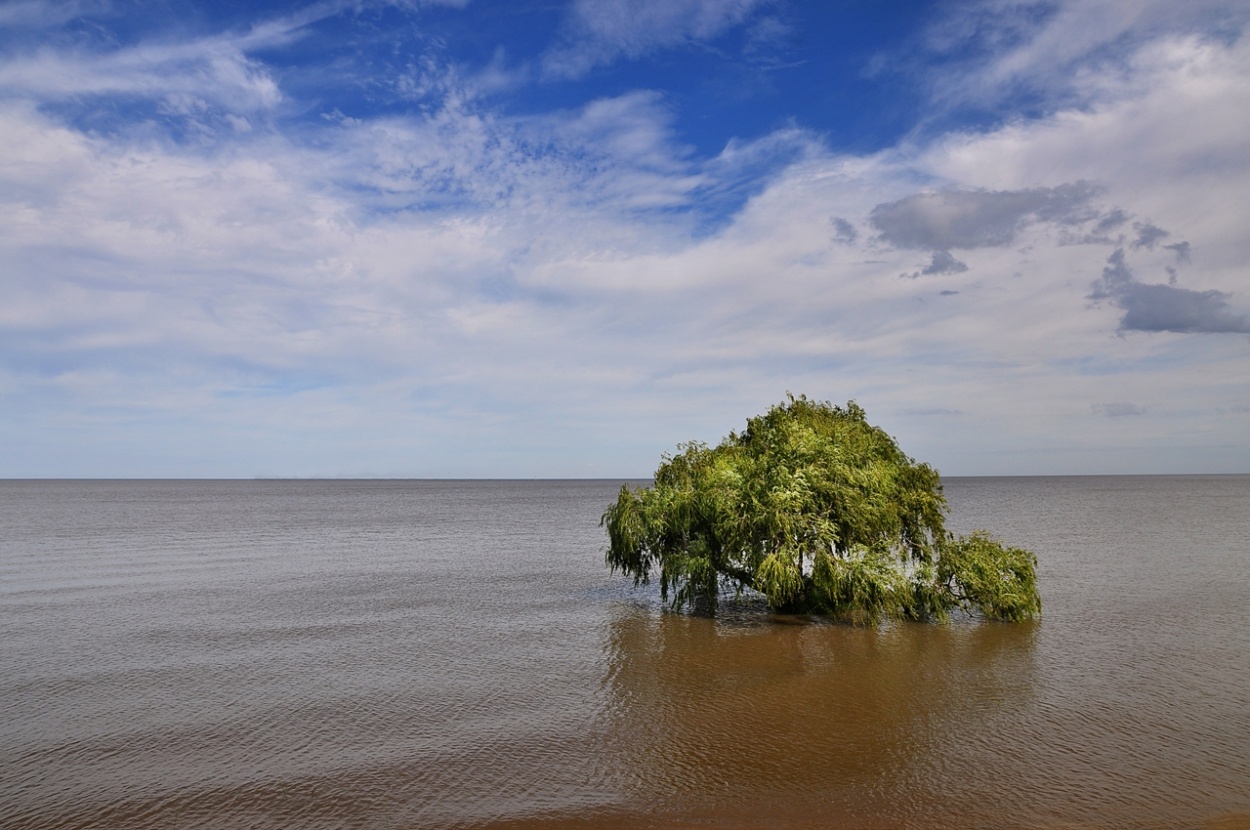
2, 0, 1249, 477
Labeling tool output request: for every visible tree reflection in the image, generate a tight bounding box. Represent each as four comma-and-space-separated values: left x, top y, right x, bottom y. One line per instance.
597, 605, 1039, 828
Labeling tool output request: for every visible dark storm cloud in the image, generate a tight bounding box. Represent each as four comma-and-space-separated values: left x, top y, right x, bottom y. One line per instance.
869, 182, 1101, 250
1090, 249, 1250, 334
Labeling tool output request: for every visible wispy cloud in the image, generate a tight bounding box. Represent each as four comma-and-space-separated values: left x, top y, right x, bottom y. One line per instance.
0, 0, 105, 30
542, 0, 768, 79
917, 0, 1250, 116
0, 41, 281, 112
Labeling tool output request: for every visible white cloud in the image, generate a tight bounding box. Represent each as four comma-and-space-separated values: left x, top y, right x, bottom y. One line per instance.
0, 39, 282, 117
542, 0, 768, 79
2, 5, 1249, 476
917, 33, 1250, 301
919, 0, 1250, 113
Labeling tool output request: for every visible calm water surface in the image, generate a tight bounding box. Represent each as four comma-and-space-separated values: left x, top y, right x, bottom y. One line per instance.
1, 477, 1248, 830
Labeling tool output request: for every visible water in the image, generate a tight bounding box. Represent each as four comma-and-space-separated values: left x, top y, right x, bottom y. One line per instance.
1, 477, 1248, 830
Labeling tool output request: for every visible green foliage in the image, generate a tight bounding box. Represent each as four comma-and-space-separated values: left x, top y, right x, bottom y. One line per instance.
602, 395, 1041, 623
937, 531, 1042, 622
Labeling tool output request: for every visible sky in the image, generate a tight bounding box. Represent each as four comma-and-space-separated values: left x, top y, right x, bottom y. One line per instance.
2, 0, 1249, 478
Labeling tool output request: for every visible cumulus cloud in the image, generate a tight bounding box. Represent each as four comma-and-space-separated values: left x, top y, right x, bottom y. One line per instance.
1090, 249, 1250, 333
868, 182, 1101, 250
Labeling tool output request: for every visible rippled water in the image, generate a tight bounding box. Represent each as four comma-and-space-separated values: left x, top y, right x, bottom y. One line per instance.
1, 477, 1248, 830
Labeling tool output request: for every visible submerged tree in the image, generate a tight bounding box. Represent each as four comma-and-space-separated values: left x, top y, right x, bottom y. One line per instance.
602, 396, 1040, 623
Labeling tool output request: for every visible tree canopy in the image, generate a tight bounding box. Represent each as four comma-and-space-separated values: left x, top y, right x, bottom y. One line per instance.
602, 396, 1041, 623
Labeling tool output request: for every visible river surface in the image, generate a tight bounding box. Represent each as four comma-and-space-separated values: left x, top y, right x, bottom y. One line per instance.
2, 477, 1249, 830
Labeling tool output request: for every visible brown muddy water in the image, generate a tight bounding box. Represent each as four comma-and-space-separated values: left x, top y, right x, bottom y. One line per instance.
1, 477, 1248, 830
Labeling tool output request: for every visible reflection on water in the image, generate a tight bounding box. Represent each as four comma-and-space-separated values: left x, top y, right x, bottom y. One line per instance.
1, 478, 1249, 830
599, 608, 1040, 828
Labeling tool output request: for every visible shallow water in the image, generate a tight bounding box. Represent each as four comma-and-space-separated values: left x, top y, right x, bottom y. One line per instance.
1, 477, 1248, 829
